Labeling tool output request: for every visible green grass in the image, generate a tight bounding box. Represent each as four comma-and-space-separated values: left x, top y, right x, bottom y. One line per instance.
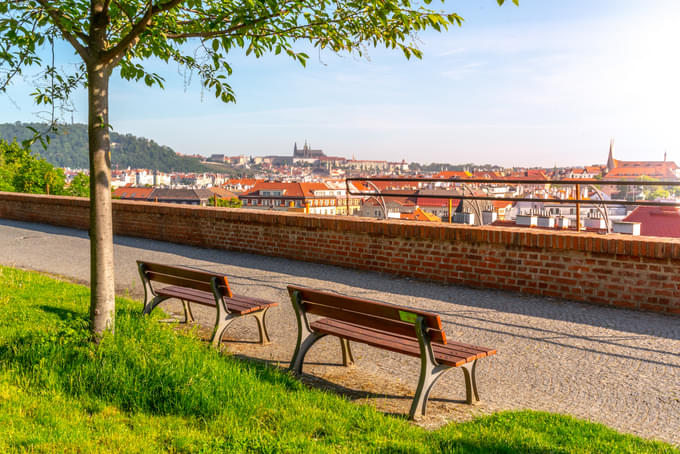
0, 266, 676, 453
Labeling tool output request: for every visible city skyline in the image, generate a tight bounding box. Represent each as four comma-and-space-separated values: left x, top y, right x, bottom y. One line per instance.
1, 0, 679, 167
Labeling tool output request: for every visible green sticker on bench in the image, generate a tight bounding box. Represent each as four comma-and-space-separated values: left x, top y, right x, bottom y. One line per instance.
399, 310, 418, 323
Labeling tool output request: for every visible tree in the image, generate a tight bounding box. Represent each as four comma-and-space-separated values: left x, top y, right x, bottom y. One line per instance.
638, 176, 672, 201
0, 140, 20, 192
216, 197, 242, 208
1, 0, 517, 341
67, 171, 90, 197
0, 139, 66, 194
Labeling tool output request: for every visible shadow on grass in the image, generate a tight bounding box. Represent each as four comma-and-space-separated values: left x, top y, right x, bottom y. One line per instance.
0, 305, 308, 420
434, 440, 559, 454
38, 305, 82, 321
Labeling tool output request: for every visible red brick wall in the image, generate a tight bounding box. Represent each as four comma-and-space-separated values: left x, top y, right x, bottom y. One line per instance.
1, 192, 679, 314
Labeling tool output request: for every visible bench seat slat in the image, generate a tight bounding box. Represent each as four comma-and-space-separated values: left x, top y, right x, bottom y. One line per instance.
147, 271, 216, 293
141, 261, 232, 296
229, 295, 279, 313
142, 262, 224, 283
314, 318, 493, 359
288, 285, 442, 331
156, 286, 277, 315
311, 318, 495, 368
314, 319, 494, 358
302, 300, 446, 344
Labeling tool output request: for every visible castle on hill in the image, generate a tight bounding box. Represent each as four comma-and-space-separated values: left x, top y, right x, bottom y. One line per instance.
293, 141, 325, 159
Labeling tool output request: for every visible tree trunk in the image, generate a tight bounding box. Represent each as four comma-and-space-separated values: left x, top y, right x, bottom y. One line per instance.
87, 62, 115, 340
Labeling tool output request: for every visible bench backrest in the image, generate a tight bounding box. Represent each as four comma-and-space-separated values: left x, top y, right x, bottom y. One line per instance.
288, 285, 446, 344
138, 260, 233, 298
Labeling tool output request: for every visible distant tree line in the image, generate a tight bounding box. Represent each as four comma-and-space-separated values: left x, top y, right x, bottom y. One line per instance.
0, 140, 89, 197
0, 122, 211, 173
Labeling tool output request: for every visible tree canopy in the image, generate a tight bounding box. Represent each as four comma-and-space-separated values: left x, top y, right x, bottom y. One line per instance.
2, 0, 515, 106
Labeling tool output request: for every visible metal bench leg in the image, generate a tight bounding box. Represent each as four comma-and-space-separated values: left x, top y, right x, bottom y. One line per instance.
289, 331, 326, 375
340, 338, 354, 366
181, 300, 195, 324
460, 360, 480, 404
410, 360, 448, 420
211, 313, 237, 348
409, 315, 450, 420
142, 295, 170, 315
252, 308, 272, 345
289, 289, 327, 374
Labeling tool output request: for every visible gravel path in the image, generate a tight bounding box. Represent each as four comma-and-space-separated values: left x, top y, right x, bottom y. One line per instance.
1, 219, 678, 445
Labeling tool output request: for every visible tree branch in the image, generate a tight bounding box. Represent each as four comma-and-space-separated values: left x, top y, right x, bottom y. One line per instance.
165, 10, 361, 41
111, 0, 136, 28
102, 0, 184, 67
165, 10, 285, 40
0, 16, 40, 92
35, 0, 89, 61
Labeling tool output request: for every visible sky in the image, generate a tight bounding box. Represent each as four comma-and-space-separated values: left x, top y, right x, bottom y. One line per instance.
2, 0, 680, 167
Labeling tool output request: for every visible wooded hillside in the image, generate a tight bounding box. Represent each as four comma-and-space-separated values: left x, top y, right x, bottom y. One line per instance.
0, 123, 210, 172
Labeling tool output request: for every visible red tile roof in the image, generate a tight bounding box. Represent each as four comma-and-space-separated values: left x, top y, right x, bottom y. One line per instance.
242, 182, 331, 199
415, 197, 457, 207
604, 164, 677, 180
225, 178, 260, 187
433, 171, 471, 179
622, 206, 680, 238
112, 187, 153, 200
243, 182, 303, 197
507, 170, 549, 180
471, 171, 504, 179
491, 200, 513, 210
299, 182, 330, 197
401, 208, 441, 222
208, 187, 239, 199
585, 165, 605, 174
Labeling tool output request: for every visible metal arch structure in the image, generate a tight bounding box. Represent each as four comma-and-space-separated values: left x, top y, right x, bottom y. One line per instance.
587, 184, 612, 233
345, 176, 680, 229
345, 179, 390, 219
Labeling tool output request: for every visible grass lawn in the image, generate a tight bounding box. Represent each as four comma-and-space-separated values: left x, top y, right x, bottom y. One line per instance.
0, 266, 676, 453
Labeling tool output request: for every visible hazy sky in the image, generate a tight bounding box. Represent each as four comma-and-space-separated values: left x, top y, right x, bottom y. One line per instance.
2, 0, 680, 167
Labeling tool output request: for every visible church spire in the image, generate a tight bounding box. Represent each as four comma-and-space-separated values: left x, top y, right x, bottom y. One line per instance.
606, 138, 616, 172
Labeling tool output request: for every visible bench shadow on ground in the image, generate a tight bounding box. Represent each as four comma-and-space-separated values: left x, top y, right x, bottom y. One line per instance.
229, 352, 465, 412
4, 220, 679, 358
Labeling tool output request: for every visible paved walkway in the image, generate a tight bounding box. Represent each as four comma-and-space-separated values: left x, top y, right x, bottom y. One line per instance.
1, 219, 678, 445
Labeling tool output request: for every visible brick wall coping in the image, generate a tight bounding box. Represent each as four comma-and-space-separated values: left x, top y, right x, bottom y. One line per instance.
2, 192, 679, 260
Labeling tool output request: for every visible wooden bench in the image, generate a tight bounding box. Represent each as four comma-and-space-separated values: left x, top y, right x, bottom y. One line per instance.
287, 285, 496, 420
138, 260, 277, 347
